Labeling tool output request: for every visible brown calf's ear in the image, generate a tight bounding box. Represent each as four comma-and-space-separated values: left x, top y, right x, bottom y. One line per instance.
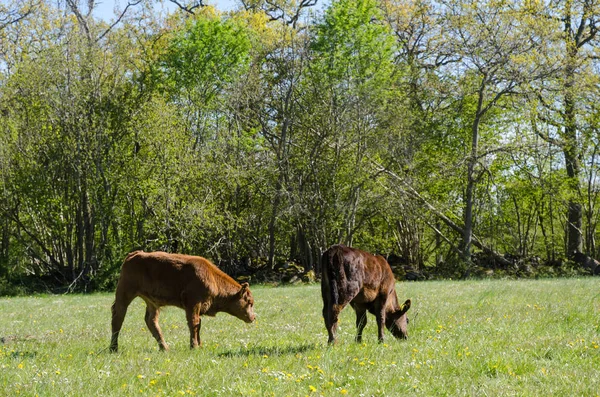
400, 299, 411, 314
239, 282, 250, 297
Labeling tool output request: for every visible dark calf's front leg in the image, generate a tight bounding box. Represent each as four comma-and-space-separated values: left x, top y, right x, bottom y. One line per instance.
376, 307, 386, 343
354, 306, 368, 343
186, 303, 202, 349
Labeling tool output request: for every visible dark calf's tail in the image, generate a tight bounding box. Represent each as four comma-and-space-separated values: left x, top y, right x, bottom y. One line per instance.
323, 246, 347, 306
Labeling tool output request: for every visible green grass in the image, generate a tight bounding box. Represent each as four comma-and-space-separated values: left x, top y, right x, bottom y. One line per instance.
1, 278, 599, 396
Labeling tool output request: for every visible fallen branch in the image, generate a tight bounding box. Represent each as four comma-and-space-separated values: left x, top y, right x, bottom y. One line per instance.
372, 162, 513, 268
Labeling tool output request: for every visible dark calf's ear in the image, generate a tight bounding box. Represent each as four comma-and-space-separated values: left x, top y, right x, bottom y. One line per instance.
400, 299, 411, 314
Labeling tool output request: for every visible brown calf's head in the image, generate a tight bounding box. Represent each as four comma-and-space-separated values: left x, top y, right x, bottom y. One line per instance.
386, 299, 411, 339
232, 283, 256, 323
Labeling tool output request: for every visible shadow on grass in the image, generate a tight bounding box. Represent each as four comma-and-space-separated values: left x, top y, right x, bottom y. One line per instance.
1, 336, 38, 359
218, 342, 320, 358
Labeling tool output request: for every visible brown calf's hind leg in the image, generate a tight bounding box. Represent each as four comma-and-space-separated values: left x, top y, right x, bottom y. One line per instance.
144, 304, 168, 351
110, 291, 135, 353
186, 303, 202, 349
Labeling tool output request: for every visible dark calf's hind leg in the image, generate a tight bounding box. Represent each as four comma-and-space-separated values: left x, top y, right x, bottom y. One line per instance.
144, 303, 168, 351
325, 304, 343, 344
322, 304, 333, 344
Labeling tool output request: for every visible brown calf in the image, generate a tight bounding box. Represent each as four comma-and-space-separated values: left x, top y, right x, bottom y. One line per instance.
321, 245, 411, 344
110, 251, 255, 352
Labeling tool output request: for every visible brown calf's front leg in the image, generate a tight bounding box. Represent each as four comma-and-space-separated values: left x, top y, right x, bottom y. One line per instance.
186, 303, 202, 349
144, 304, 168, 351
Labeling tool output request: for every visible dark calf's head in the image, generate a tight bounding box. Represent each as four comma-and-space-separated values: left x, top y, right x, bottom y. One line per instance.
386, 299, 411, 339
233, 282, 256, 323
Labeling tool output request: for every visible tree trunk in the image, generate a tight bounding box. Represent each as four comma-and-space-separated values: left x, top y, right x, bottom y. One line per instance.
563, 46, 582, 257
463, 76, 486, 265
0, 217, 9, 277
267, 174, 283, 269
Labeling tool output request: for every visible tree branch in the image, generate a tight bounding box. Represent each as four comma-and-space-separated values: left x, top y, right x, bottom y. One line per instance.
168, 0, 206, 15
96, 0, 143, 43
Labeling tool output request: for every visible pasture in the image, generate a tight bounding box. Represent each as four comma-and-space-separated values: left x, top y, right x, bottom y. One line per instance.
1, 278, 599, 396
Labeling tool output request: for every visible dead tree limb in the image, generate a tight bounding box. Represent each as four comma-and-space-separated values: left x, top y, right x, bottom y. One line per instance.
373, 162, 513, 267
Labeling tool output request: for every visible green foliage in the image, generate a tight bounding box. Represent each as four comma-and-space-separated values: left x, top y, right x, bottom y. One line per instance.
160, 13, 252, 105
2, 0, 600, 291
312, 0, 396, 90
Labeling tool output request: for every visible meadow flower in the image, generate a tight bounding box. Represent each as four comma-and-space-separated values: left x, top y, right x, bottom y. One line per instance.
340, 389, 348, 395
309, 385, 317, 392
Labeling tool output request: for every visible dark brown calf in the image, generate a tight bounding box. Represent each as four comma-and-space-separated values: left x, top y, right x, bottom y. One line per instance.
110, 251, 255, 352
321, 245, 411, 344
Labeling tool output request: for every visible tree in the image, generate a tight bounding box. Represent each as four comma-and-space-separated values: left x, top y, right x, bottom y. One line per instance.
0, 1, 161, 289
437, 0, 554, 266
293, 0, 397, 268
530, 0, 599, 257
